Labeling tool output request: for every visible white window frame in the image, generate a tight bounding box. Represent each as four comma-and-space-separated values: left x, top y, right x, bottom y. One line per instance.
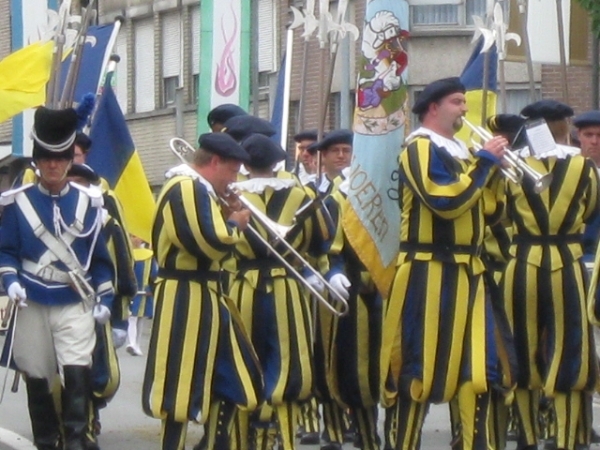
410, 0, 508, 30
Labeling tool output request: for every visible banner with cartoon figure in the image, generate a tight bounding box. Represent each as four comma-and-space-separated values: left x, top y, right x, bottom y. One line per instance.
343, 0, 409, 297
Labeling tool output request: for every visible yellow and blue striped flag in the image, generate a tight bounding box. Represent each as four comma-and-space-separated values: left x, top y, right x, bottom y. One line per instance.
87, 78, 155, 243
456, 37, 498, 142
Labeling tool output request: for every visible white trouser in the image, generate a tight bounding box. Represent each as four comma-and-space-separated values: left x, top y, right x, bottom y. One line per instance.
13, 300, 96, 382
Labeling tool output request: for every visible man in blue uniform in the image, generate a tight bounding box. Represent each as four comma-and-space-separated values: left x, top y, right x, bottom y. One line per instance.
0, 106, 115, 450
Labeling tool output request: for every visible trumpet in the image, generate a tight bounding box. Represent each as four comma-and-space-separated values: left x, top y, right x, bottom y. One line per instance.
461, 117, 553, 193
222, 187, 349, 317
168, 137, 349, 317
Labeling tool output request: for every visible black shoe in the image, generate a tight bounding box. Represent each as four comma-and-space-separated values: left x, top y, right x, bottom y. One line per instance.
62, 366, 92, 450
25, 377, 61, 450
300, 432, 320, 445
320, 444, 342, 450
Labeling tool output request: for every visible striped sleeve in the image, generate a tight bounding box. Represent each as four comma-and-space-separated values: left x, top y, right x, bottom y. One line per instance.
162, 178, 238, 262
322, 191, 346, 278
400, 137, 497, 220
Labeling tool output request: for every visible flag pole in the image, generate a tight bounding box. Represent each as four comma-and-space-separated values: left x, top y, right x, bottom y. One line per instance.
555, 0, 569, 103
93, 16, 125, 99
280, 28, 294, 150
481, 49, 490, 126
517, 0, 536, 102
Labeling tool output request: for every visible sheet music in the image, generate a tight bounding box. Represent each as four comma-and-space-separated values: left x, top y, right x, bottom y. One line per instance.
525, 119, 557, 157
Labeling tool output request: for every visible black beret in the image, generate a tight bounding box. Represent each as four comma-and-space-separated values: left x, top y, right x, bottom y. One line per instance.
198, 132, 250, 163
75, 131, 92, 151
306, 141, 320, 155
223, 115, 277, 142
68, 164, 100, 184
31, 107, 78, 160
412, 77, 466, 116
487, 114, 525, 135
318, 129, 353, 151
207, 104, 247, 126
520, 100, 574, 121
573, 110, 600, 129
241, 133, 287, 169
294, 129, 318, 142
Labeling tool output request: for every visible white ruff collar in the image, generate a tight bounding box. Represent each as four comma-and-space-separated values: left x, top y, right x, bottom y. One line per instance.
407, 127, 470, 160
164, 163, 217, 197
232, 177, 296, 194
518, 144, 580, 160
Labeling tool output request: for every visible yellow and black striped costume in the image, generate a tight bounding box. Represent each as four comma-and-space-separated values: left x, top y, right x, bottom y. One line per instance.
501, 153, 600, 449
319, 188, 382, 450
381, 134, 516, 450
228, 181, 314, 450
142, 175, 263, 450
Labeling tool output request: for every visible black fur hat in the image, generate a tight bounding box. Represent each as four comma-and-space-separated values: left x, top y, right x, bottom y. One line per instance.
31, 107, 78, 160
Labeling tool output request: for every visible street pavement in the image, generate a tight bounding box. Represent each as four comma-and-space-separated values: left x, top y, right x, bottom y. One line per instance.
1, 323, 600, 449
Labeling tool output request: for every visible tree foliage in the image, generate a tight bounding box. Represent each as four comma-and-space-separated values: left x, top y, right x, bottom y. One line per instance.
577, 0, 600, 38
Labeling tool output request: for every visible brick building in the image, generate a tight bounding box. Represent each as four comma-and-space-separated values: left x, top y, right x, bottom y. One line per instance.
0, 0, 595, 189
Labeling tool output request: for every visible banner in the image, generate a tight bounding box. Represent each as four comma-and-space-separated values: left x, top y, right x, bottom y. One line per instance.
343, 0, 409, 297
196, 0, 251, 133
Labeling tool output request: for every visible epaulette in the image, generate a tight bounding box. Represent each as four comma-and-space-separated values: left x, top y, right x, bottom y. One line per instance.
0, 183, 34, 206
69, 181, 104, 208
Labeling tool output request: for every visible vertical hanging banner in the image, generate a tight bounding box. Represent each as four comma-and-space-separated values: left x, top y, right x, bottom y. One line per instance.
196, 0, 251, 133
506, 0, 589, 65
343, 0, 409, 297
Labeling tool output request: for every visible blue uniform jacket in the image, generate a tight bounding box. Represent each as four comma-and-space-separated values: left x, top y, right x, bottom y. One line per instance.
0, 183, 115, 307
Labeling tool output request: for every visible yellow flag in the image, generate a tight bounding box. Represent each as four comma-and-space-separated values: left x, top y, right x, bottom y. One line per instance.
0, 41, 53, 123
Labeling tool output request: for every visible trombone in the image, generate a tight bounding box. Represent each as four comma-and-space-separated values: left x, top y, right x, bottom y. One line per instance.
168, 137, 349, 317
461, 117, 553, 193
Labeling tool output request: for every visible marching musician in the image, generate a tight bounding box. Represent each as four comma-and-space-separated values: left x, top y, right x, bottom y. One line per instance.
573, 111, 600, 259
0, 107, 115, 450
66, 163, 137, 450
312, 129, 353, 197
142, 133, 263, 450
501, 100, 600, 450
380, 77, 514, 449
293, 130, 319, 185
207, 103, 248, 133
227, 133, 316, 450
319, 168, 383, 450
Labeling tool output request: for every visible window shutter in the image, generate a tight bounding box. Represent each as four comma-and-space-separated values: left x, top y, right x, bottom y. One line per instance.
134, 18, 155, 112
115, 31, 128, 113
162, 11, 181, 78
191, 5, 200, 75
258, 0, 276, 72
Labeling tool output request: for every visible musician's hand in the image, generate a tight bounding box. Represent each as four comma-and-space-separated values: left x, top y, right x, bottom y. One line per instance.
482, 136, 508, 160
229, 209, 251, 231
93, 304, 111, 324
7, 282, 27, 308
330, 273, 351, 300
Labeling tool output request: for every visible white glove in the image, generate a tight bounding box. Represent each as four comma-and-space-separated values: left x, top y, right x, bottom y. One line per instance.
111, 329, 127, 349
305, 274, 325, 292
7, 282, 27, 308
93, 304, 111, 324
330, 273, 351, 300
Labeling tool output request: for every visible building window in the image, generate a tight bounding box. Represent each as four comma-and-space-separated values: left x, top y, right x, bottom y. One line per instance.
411, 0, 508, 27
163, 76, 179, 106
134, 18, 156, 112
162, 11, 182, 108
504, 88, 541, 115
258, 0, 277, 73
190, 5, 200, 104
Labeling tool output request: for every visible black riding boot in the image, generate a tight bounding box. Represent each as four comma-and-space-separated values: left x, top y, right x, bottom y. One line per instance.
25, 377, 61, 450
62, 366, 92, 450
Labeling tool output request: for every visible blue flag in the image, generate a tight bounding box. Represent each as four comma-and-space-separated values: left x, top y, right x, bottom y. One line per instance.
60, 23, 115, 101
270, 54, 286, 146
